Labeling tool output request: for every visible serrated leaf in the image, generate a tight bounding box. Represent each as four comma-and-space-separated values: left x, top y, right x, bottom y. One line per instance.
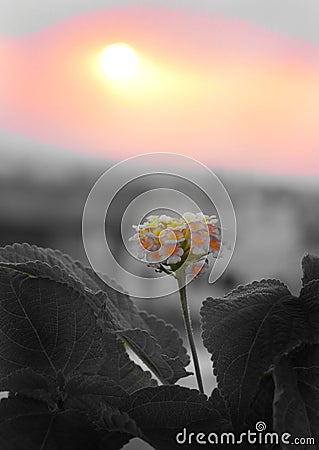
63, 372, 139, 448
207, 388, 231, 427
90, 277, 191, 384
0, 250, 117, 328
99, 404, 141, 435
245, 371, 274, 431
299, 280, 319, 341
52, 259, 191, 384
126, 385, 211, 430
0, 244, 190, 385
64, 374, 128, 413
97, 404, 142, 449
293, 354, 319, 447
118, 323, 190, 389
99, 331, 157, 393
91, 400, 143, 450
0, 268, 104, 379
302, 254, 319, 286
0, 371, 137, 449
129, 386, 211, 449
274, 343, 319, 446
119, 329, 174, 382
293, 344, 319, 435
273, 351, 318, 449
0, 243, 124, 317
0, 368, 57, 408
0, 243, 63, 267
201, 278, 319, 429
178, 388, 232, 448
0, 368, 53, 393
0, 396, 101, 450
124, 386, 240, 450
140, 311, 191, 383
140, 312, 189, 364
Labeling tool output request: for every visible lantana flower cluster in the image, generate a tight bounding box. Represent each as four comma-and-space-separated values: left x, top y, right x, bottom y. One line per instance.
129, 212, 221, 279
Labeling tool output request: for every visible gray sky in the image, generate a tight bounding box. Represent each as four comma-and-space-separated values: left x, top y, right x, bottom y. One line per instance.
1, 0, 319, 44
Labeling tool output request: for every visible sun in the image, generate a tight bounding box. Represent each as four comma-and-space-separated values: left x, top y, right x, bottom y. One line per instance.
100, 43, 138, 81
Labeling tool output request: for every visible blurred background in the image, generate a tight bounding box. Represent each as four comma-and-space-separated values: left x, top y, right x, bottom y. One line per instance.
1, 1, 319, 448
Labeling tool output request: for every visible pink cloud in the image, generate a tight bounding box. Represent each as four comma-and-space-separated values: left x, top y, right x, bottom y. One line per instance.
1, 7, 319, 174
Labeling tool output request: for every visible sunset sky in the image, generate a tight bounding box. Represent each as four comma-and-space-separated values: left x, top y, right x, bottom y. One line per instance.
1, 1, 319, 175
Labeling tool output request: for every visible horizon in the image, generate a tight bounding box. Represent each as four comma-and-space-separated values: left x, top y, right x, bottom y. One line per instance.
1, 131, 319, 191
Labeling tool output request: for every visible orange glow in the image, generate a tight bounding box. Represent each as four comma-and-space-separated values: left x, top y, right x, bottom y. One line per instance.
1, 8, 319, 174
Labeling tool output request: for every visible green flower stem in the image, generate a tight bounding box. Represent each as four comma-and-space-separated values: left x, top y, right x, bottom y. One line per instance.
177, 276, 204, 394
